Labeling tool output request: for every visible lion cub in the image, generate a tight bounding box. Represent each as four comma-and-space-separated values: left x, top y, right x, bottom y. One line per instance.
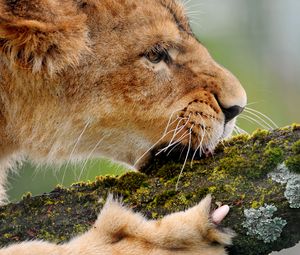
0, 0, 246, 254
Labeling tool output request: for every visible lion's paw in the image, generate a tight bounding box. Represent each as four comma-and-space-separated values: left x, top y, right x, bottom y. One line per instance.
80, 195, 234, 255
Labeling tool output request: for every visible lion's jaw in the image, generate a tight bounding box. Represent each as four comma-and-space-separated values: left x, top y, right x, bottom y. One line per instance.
0, 0, 247, 168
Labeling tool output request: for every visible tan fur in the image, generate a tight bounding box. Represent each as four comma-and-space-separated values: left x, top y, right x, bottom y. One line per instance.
0, 0, 246, 254
0, 195, 234, 255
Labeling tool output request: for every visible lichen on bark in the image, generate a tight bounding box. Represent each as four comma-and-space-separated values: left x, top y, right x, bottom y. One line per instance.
0, 125, 299, 255
242, 204, 287, 243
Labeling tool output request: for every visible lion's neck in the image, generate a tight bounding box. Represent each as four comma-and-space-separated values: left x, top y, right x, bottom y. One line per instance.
0, 67, 20, 160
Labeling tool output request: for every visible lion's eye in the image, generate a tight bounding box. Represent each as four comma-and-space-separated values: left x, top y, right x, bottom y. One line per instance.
145, 47, 170, 64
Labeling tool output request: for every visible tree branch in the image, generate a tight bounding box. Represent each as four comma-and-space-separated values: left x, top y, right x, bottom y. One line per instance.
0, 125, 299, 255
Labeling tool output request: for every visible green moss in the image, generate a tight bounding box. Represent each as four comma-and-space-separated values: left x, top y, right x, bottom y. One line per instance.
21, 192, 32, 201
94, 175, 118, 188
262, 144, 284, 172
208, 186, 217, 193
1, 125, 300, 255
73, 224, 89, 234
150, 190, 177, 207
208, 131, 287, 181
209, 166, 229, 181
291, 140, 300, 154
36, 230, 61, 243
156, 163, 184, 178
264, 142, 283, 160
177, 194, 189, 205
194, 187, 209, 199
285, 155, 300, 173
224, 184, 237, 194
117, 172, 147, 191
251, 129, 270, 140
292, 123, 300, 131
251, 201, 261, 209
283, 140, 300, 173
3, 233, 13, 239
151, 212, 158, 218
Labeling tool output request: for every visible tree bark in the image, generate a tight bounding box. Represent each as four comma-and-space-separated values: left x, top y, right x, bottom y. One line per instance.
0, 125, 299, 255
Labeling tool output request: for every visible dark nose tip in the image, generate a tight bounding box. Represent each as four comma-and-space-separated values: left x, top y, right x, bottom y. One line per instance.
222, 105, 244, 123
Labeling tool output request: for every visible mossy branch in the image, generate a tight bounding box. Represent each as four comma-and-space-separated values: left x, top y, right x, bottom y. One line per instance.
1, 125, 300, 255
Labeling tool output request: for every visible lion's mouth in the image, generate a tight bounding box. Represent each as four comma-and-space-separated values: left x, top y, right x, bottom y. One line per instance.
155, 115, 225, 162
136, 100, 236, 169
152, 95, 241, 165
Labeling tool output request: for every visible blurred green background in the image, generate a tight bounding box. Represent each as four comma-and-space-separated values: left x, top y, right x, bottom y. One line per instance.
7, 0, 300, 201
6, 2, 300, 253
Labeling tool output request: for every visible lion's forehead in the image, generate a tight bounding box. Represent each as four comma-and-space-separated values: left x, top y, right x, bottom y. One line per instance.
87, 0, 193, 59
90, 0, 190, 33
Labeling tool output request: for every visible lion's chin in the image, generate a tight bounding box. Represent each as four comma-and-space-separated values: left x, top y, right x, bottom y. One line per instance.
139, 118, 237, 168
173, 121, 235, 155
222, 118, 237, 139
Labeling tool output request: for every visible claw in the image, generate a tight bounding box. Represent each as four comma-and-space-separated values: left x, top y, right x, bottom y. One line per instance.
211, 205, 230, 224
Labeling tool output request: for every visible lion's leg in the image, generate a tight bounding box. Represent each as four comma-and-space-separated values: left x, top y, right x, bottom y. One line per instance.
0, 196, 233, 255
65, 195, 233, 255
0, 241, 65, 255
0, 198, 144, 255
142, 195, 233, 249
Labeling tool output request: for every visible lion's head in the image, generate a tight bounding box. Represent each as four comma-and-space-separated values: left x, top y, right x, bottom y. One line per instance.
0, 0, 246, 168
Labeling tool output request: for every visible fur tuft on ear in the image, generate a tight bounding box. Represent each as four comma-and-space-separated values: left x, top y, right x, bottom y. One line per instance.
0, 0, 90, 74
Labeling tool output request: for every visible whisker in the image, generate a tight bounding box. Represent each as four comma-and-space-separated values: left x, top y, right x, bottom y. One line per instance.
181, 0, 193, 7
239, 114, 270, 130
197, 113, 207, 157
133, 125, 186, 167
189, 20, 199, 26
48, 121, 72, 175
189, 17, 202, 25
61, 120, 90, 184
165, 114, 191, 147
243, 109, 274, 129
198, 132, 205, 158
233, 126, 241, 135
156, 129, 190, 156
175, 125, 193, 190
246, 101, 260, 107
156, 119, 190, 155
166, 118, 186, 144
32, 163, 42, 180
235, 125, 249, 134
186, 10, 202, 14
162, 110, 181, 136
156, 114, 192, 155
166, 141, 183, 156
77, 137, 105, 181
165, 122, 187, 143
190, 124, 206, 167
186, 10, 203, 15
238, 114, 256, 125
190, 137, 202, 167
184, 2, 205, 9
245, 107, 278, 128
186, 7, 205, 15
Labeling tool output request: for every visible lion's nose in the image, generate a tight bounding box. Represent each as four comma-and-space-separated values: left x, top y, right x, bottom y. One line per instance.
210, 63, 247, 123
222, 105, 244, 123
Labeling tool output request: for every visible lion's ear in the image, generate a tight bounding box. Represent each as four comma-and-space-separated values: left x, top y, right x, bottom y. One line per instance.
0, 0, 90, 74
